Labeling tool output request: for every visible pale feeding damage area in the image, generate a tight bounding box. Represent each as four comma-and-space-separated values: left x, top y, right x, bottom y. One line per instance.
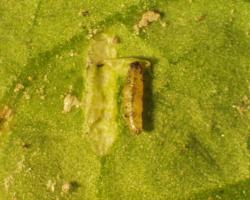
46, 179, 56, 192
85, 34, 119, 156
14, 83, 24, 93
134, 10, 161, 33
4, 155, 27, 194
233, 96, 250, 115
4, 175, 14, 192
61, 182, 71, 194
85, 34, 151, 155
63, 93, 80, 113
0, 105, 13, 134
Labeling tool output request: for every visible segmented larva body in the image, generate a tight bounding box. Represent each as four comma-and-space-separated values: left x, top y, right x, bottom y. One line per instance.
124, 61, 145, 134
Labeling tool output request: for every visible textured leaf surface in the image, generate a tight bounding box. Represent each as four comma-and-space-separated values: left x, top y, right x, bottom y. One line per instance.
0, 0, 250, 199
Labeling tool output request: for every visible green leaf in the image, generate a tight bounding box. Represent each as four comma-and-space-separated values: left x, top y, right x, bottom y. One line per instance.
0, 0, 250, 200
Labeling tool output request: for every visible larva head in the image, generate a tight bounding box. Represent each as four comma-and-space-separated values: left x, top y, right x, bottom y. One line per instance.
130, 60, 151, 69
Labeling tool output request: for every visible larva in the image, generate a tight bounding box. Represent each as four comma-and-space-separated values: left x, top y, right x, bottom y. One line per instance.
85, 33, 152, 155
123, 61, 150, 134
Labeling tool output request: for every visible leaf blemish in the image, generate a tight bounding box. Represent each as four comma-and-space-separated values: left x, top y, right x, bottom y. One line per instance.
61, 182, 71, 194
4, 175, 14, 192
46, 179, 56, 192
85, 34, 152, 155
134, 10, 161, 33
61, 181, 80, 194
14, 83, 24, 93
63, 93, 80, 113
0, 105, 13, 131
232, 96, 250, 115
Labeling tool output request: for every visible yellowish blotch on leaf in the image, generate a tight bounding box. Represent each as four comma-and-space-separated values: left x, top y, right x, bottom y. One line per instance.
63, 94, 80, 113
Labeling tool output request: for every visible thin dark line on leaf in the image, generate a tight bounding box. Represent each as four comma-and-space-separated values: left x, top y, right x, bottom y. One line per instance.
30, 0, 43, 33
187, 135, 220, 170
26, 0, 43, 57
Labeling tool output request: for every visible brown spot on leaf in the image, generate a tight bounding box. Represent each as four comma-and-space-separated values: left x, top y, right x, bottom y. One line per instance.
0, 106, 13, 128
134, 10, 161, 33
61, 181, 80, 194
81, 10, 89, 16
24, 91, 31, 100
27, 76, 33, 82
36, 86, 46, 100
14, 83, 24, 93
195, 14, 207, 22
233, 96, 250, 115
61, 182, 71, 194
22, 142, 30, 149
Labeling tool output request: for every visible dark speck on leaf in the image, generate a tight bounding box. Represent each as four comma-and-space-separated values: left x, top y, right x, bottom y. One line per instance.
196, 14, 207, 22
22, 142, 31, 149
96, 63, 104, 68
130, 61, 142, 69
81, 10, 89, 16
70, 181, 80, 192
